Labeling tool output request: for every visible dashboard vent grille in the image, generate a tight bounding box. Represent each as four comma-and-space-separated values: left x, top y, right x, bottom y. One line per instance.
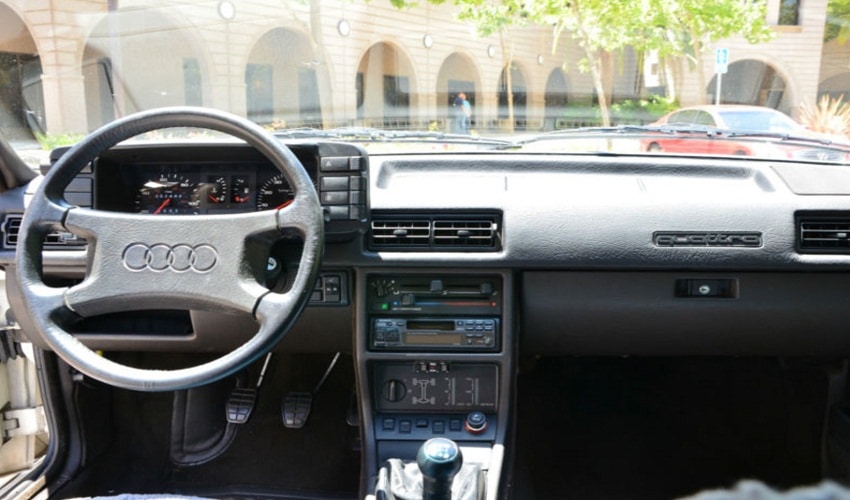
2, 214, 87, 250
2, 215, 21, 249
370, 213, 501, 251
798, 216, 850, 253
370, 219, 431, 247
433, 220, 498, 248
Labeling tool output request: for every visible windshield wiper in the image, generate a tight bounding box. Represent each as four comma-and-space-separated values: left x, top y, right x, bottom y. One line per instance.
274, 126, 515, 147
519, 124, 850, 150
720, 129, 850, 148
517, 124, 721, 145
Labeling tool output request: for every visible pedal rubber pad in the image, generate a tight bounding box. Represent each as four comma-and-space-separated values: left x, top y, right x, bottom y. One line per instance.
282, 392, 313, 429
226, 387, 257, 424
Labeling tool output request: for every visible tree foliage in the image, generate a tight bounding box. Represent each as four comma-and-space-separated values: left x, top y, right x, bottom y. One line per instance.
387, 0, 775, 126
826, 0, 850, 43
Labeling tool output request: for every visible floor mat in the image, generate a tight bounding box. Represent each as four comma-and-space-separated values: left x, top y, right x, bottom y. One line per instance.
514, 357, 828, 500
167, 354, 361, 497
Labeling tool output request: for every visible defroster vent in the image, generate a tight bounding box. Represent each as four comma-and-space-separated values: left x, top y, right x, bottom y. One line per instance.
370, 213, 501, 251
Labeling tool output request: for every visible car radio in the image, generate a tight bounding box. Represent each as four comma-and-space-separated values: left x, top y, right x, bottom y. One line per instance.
367, 275, 502, 352
371, 318, 498, 351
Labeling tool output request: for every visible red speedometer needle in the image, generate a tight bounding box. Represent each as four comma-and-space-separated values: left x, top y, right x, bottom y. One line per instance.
153, 198, 171, 215
275, 200, 293, 209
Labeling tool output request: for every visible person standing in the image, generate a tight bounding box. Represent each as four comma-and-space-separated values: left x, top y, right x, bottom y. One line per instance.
460, 92, 472, 134
452, 93, 465, 133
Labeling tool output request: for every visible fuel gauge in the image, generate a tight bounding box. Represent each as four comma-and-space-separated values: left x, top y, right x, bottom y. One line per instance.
231, 175, 252, 204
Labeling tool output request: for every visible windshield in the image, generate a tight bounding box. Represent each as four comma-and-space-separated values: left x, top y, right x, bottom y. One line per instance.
716, 110, 801, 132
2, 0, 850, 161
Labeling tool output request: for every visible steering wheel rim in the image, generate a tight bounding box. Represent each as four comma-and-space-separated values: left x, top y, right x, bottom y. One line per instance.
12, 107, 324, 391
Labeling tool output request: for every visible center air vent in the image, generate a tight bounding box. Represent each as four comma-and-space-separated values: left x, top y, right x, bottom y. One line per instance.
370, 213, 501, 251
798, 214, 850, 253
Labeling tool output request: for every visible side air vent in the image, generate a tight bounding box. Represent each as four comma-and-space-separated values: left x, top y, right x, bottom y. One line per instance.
2, 215, 21, 249
2, 214, 86, 250
370, 213, 501, 251
798, 214, 850, 253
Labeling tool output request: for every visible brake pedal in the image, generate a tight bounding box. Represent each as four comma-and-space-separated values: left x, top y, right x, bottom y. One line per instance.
282, 392, 313, 429
281, 352, 341, 429
225, 353, 272, 424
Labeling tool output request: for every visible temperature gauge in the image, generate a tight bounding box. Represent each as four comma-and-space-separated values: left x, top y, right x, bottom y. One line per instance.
200, 176, 228, 205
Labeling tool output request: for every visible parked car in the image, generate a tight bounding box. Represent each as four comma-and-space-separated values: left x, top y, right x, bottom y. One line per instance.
641, 105, 849, 161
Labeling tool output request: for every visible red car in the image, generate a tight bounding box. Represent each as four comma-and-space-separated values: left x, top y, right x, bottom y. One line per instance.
641, 105, 845, 160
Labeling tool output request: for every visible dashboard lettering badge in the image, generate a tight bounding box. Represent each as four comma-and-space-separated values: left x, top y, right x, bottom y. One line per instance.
122, 243, 218, 272
653, 232, 762, 248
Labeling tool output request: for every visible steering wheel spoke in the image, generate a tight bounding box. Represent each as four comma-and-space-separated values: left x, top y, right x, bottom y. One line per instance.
11, 107, 323, 391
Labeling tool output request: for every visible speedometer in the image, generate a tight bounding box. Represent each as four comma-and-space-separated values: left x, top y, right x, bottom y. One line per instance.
135, 173, 200, 215
256, 174, 295, 210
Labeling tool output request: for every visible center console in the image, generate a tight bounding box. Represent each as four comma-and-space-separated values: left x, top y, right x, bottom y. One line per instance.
356, 270, 514, 500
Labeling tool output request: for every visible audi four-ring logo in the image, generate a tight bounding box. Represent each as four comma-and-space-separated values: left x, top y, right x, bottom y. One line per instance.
122, 243, 218, 273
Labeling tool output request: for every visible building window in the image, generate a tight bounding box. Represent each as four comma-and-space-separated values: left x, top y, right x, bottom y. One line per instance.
778, 0, 800, 26
246, 64, 273, 124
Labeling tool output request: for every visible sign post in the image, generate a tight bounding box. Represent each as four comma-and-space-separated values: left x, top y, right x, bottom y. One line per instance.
714, 48, 729, 106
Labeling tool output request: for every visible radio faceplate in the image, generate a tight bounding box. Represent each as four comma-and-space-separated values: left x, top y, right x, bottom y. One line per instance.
371, 318, 499, 351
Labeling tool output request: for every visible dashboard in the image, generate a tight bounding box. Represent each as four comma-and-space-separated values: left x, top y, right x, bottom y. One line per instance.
6, 137, 850, 499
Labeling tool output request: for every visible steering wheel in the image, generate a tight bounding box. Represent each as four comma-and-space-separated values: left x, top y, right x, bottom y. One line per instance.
11, 107, 324, 391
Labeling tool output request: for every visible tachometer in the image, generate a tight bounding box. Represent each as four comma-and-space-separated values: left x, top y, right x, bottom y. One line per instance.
135, 173, 200, 215
256, 174, 295, 210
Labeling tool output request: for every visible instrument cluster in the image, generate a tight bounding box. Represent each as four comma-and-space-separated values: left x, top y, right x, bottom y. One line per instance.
129, 163, 299, 215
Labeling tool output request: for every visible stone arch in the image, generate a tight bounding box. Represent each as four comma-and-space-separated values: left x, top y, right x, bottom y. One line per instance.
498, 63, 528, 130
544, 68, 569, 130
436, 52, 481, 133
819, 73, 850, 102
707, 59, 791, 113
245, 27, 321, 127
0, 2, 44, 139
356, 41, 418, 129
82, 9, 210, 130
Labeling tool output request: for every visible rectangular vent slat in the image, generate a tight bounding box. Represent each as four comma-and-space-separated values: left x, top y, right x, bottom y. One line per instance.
370, 220, 431, 247
370, 215, 500, 251
433, 221, 497, 247
799, 219, 850, 253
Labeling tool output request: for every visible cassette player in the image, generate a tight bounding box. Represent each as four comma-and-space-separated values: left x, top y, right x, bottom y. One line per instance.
371, 318, 499, 351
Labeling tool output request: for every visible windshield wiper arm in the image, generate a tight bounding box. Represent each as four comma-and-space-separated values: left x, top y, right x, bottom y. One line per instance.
274, 126, 515, 147
720, 129, 850, 148
517, 124, 721, 145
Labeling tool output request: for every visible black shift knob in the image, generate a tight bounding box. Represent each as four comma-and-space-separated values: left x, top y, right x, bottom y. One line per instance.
416, 438, 463, 500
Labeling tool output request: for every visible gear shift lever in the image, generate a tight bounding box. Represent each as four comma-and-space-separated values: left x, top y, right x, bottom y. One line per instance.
416, 438, 463, 500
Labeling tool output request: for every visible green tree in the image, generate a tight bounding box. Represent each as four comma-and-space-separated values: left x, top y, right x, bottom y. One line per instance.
825, 0, 850, 43
535, 0, 772, 124
643, 0, 773, 106
390, 0, 773, 127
